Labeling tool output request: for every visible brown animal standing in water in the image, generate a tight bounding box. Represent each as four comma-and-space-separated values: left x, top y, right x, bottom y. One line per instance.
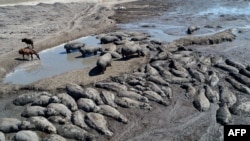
19, 47, 40, 60
21, 38, 34, 49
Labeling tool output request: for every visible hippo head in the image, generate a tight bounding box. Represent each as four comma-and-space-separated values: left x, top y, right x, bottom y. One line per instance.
141, 103, 152, 110
49, 96, 61, 103
46, 108, 58, 116
140, 50, 145, 57
45, 125, 57, 134
119, 115, 128, 124
20, 121, 33, 130
141, 97, 149, 103
93, 106, 100, 113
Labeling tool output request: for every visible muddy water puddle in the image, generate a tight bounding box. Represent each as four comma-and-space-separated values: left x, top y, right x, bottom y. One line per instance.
118, 23, 185, 42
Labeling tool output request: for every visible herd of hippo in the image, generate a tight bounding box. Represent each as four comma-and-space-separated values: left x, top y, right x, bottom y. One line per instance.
64, 31, 147, 74
2, 27, 250, 140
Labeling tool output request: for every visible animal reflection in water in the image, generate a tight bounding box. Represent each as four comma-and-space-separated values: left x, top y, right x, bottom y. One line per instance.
18, 47, 40, 60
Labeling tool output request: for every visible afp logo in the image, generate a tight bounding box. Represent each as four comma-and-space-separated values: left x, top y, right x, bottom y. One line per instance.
224, 125, 250, 141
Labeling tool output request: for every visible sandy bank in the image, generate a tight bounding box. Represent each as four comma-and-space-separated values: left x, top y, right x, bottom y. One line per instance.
0, 1, 116, 83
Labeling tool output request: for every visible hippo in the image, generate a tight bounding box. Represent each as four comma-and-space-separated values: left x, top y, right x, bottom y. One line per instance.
85, 113, 113, 137
96, 53, 112, 74
187, 67, 205, 83
98, 105, 128, 124
181, 83, 197, 98
161, 86, 173, 99
108, 31, 129, 40
21, 106, 47, 117
207, 70, 219, 87
0, 132, 4, 141
225, 77, 250, 94
144, 81, 166, 97
95, 81, 127, 92
150, 39, 162, 45
100, 90, 118, 108
77, 98, 100, 112
0, 118, 22, 133
66, 83, 86, 100
215, 63, 239, 73
145, 64, 159, 75
121, 42, 145, 59
13, 130, 39, 141
57, 93, 78, 112
230, 72, 250, 87
225, 58, 246, 70
142, 91, 170, 106
115, 97, 152, 110
78, 46, 103, 57
72, 110, 89, 130
64, 42, 85, 53
130, 35, 148, 41
100, 51, 122, 59
31, 95, 52, 107
23, 116, 56, 134
83, 87, 104, 105
100, 35, 120, 44
186, 25, 200, 34
239, 68, 250, 78
116, 90, 149, 102
211, 56, 224, 65
46, 103, 72, 120
193, 88, 210, 112
147, 74, 170, 86
169, 60, 187, 73
150, 51, 171, 62
219, 86, 237, 108
204, 85, 219, 103
57, 124, 96, 141
13, 91, 51, 106
47, 116, 67, 124
216, 103, 232, 125
230, 101, 250, 117
102, 43, 117, 52
42, 134, 67, 141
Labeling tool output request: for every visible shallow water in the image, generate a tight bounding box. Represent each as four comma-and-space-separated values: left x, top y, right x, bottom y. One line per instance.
198, 2, 250, 16
3, 36, 101, 85
118, 23, 185, 42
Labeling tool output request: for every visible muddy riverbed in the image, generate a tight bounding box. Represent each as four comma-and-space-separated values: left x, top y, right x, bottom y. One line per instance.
1, 0, 250, 141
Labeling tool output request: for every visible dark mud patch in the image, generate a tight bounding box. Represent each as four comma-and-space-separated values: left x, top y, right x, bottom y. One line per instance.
111, 0, 176, 23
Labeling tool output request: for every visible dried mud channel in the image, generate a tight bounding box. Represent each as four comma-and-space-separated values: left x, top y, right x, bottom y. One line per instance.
1, 0, 250, 141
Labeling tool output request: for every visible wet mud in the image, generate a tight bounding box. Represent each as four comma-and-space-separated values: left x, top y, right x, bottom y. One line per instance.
1, 0, 250, 141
